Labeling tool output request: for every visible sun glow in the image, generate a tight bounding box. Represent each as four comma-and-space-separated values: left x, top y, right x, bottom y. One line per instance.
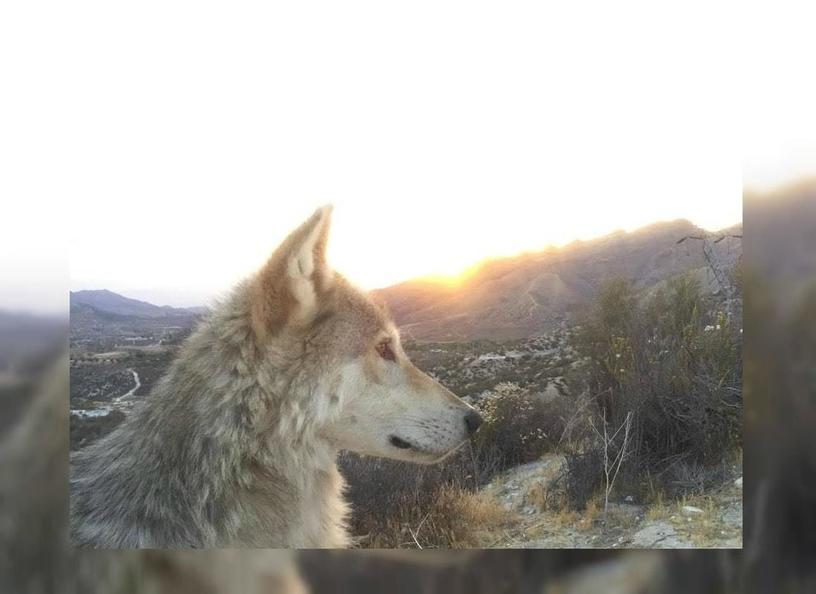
326, 196, 742, 293
4, 1, 816, 315
41, 1, 740, 308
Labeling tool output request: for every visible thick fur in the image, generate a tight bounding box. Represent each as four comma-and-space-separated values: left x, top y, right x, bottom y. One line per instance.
71, 206, 480, 548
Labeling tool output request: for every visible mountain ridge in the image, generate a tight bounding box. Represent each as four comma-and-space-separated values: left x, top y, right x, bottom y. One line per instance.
374, 218, 742, 341
70, 289, 206, 319
71, 218, 742, 342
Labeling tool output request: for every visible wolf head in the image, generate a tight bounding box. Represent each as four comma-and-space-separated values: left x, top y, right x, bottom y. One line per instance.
249, 206, 482, 464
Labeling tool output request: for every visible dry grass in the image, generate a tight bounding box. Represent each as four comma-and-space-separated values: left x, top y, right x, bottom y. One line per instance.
520, 481, 580, 533
360, 485, 513, 549
528, 490, 602, 534
670, 493, 739, 547
578, 495, 603, 531
526, 481, 550, 511
644, 503, 670, 523
644, 488, 671, 523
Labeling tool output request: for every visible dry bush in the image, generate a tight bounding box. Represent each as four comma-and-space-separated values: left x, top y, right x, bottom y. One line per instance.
570, 275, 743, 504
339, 450, 497, 548
69, 409, 126, 451
563, 449, 604, 510
416, 486, 512, 548
472, 383, 566, 470
339, 454, 453, 544
346, 472, 510, 549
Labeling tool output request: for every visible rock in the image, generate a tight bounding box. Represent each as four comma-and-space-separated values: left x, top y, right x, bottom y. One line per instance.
480, 454, 566, 513
631, 521, 693, 548
681, 505, 704, 515
734, 477, 743, 488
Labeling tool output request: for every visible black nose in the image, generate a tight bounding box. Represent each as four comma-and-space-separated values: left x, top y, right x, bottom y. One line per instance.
464, 410, 483, 436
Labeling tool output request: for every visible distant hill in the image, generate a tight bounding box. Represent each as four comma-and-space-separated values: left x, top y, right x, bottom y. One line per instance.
70, 218, 743, 343
375, 219, 742, 341
69, 291, 206, 353
70, 290, 205, 319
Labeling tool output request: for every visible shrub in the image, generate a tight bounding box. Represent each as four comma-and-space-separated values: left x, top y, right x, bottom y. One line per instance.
563, 449, 604, 510
473, 383, 564, 470
572, 275, 742, 501
339, 453, 509, 548
69, 410, 126, 452
411, 485, 511, 548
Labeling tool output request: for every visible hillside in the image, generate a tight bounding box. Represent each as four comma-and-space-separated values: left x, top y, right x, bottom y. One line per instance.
68, 219, 742, 345
376, 219, 742, 341
70, 289, 205, 319
69, 291, 204, 354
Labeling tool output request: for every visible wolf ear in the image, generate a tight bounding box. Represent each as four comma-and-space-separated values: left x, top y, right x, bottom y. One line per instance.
251, 205, 334, 338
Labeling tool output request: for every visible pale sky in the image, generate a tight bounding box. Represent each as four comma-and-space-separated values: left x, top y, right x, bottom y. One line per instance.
2, 1, 813, 312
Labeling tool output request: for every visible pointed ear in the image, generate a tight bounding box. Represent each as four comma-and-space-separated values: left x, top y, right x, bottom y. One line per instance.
251, 205, 334, 338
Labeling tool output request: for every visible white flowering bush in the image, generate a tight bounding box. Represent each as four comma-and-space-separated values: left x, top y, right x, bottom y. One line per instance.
474, 382, 565, 468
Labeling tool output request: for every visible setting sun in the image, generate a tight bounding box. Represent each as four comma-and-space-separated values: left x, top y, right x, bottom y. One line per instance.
69, 191, 741, 308
44, 1, 738, 308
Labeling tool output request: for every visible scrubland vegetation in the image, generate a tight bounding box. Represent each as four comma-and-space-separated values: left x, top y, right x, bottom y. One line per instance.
68, 276, 743, 548
342, 274, 743, 548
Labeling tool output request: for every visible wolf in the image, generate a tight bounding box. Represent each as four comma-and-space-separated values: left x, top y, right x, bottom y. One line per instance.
70, 206, 483, 548
0, 351, 306, 593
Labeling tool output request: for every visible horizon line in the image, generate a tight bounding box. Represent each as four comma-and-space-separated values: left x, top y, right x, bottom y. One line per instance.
69, 215, 743, 309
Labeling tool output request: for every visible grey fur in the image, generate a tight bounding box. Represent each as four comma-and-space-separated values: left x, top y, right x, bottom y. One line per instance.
71, 207, 480, 548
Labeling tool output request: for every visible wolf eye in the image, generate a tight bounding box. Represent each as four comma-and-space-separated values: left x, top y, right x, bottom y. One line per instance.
376, 340, 396, 362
